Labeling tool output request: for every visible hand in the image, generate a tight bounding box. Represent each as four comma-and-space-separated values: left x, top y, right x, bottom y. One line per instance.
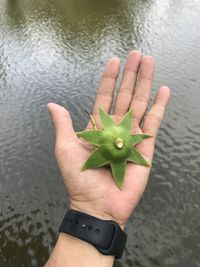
48, 50, 170, 229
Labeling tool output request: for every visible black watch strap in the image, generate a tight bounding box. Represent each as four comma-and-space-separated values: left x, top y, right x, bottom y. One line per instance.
59, 209, 127, 258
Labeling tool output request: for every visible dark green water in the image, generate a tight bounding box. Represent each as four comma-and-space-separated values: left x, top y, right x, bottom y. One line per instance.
0, 0, 200, 266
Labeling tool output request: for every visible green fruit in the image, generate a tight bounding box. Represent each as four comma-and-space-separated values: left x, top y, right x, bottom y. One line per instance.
76, 108, 152, 189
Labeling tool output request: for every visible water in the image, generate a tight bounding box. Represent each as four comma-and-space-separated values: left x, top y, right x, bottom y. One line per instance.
0, 0, 200, 266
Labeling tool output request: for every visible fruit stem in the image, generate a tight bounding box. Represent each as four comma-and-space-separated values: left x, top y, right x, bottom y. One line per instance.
85, 110, 97, 130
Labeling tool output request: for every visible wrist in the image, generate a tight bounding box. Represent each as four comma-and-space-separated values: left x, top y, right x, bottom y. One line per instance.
45, 233, 114, 267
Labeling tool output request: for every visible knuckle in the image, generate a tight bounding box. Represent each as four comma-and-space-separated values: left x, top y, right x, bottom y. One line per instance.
119, 87, 133, 94
96, 90, 112, 99
133, 95, 148, 104
147, 113, 162, 123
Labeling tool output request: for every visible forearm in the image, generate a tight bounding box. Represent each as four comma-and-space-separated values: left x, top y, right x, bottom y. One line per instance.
45, 233, 114, 267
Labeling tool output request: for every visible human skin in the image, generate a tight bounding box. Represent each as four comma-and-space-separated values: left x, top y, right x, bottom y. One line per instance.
45, 50, 170, 267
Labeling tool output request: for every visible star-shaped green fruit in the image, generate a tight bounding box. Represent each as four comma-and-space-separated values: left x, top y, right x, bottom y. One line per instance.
76, 108, 152, 189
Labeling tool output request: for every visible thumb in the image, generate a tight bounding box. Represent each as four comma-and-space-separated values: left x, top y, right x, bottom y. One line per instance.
47, 103, 77, 144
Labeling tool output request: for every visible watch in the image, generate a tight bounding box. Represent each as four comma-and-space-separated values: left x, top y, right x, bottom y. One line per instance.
59, 209, 127, 258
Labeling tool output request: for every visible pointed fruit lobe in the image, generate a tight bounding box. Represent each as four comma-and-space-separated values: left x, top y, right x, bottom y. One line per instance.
76, 108, 152, 189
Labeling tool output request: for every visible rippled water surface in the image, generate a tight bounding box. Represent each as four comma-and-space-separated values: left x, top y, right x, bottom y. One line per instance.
0, 0, 200, 266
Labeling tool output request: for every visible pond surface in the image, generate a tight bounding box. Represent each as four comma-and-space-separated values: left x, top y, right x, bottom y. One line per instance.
0, 0, 200, 266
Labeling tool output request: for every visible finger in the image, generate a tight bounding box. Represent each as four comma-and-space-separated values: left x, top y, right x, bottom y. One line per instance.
130, 56, 155, 125
137, 86, 170, 160
86, 57, 120, 129
114, 50, 142, 117
143, 86, 170, 136
47, 103, 77, 144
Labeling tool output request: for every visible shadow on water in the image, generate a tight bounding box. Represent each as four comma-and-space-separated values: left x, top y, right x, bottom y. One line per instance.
2, 0, 155, 52
4, 0, 128, 28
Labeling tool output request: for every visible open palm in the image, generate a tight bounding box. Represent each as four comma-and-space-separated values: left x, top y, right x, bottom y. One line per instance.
48, 51, 170, 228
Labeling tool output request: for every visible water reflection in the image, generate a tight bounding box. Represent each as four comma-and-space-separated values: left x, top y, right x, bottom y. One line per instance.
1, 0, 200, 266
